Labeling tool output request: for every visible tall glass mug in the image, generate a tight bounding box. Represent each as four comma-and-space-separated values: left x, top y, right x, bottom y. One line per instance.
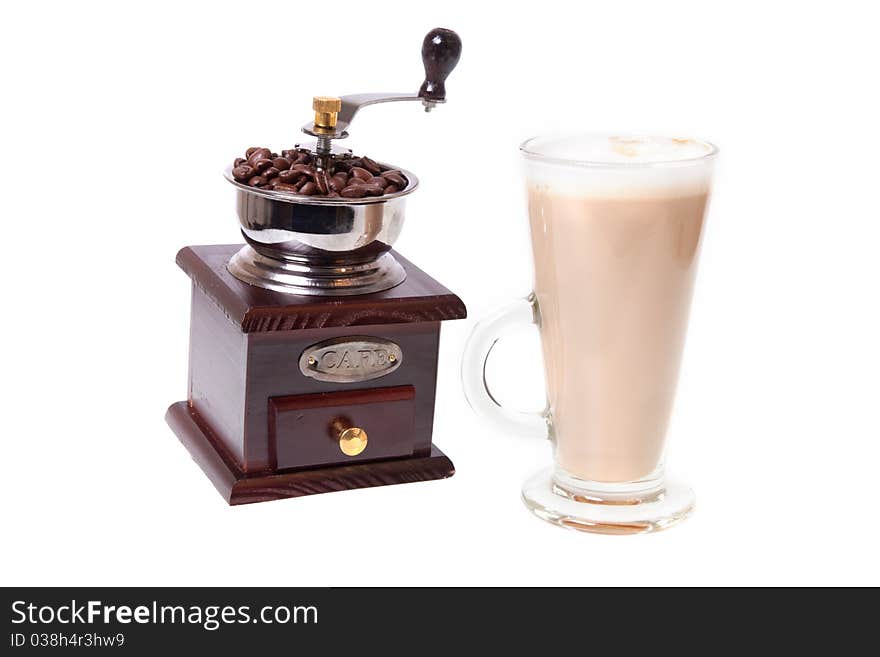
462, 134, 717, 534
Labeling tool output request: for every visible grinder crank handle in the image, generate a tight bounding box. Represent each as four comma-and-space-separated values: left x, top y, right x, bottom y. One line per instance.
304, 28, 462, 138
418, 27, 463, 104
339, 28, 462, 126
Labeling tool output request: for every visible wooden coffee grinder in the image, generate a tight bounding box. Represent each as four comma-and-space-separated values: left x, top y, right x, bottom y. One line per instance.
165, 29, 465, 505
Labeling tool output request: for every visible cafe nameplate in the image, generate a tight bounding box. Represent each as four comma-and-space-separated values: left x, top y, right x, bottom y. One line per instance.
299, 336, 403, 383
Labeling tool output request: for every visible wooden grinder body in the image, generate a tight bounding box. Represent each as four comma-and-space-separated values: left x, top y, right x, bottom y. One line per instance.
166, 244, 466, 505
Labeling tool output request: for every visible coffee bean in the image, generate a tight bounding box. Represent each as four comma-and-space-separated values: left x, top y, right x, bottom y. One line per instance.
232, 165, 254, 181
234, 147, 403, 198
340, 185, 368, 198
360, 183, 385, 196
361, 156, 382, 175
382, 171, 407, 187
315, 171, 330, 195
329, 174, 348, 193
247, 148, 272, 166
350, 166, 372, 181
252, 158, 273, 173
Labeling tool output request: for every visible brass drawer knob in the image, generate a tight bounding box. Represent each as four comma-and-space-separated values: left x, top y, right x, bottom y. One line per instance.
330, 417, 369, 456
339, 427, 368, 456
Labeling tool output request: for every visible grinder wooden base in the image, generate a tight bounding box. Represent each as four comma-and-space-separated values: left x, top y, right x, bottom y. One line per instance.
166, 401, 455, 505
166, 245, 465, 506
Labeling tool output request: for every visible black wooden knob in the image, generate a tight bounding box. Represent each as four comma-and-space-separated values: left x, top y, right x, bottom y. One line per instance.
418, 28, 462, 102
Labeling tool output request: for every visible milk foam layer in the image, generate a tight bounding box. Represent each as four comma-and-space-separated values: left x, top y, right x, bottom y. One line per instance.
522, 134, 716, 198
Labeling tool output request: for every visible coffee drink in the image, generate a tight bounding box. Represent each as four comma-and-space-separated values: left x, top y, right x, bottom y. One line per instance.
525, 136, 713, 483
462, 133, 717, 532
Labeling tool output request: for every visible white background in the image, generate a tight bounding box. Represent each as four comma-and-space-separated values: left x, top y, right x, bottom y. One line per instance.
2, 0, 878, 586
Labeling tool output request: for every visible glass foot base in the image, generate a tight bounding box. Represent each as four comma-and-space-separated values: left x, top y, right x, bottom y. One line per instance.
521, 467, 695, 535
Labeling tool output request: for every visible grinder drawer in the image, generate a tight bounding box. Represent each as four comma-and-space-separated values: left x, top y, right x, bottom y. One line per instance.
268, 386, 416, 470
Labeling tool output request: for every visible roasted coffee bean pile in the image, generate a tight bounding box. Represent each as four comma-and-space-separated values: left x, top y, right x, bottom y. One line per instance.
231, 147, 408, 198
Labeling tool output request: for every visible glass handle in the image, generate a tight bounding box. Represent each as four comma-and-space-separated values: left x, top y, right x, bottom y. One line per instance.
461, 294, 551, 439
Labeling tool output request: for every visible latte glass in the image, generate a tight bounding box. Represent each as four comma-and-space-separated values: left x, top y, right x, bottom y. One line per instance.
462, 134, 717, 534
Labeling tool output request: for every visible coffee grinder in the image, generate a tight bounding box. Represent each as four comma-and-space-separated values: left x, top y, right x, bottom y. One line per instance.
165, 28, 465, 505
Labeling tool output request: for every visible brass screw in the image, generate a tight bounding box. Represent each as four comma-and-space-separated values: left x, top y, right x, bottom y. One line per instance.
313, 96, 342, 132
388, 353, 397, 363
307, 356, 317, 366
339, 427, 368, 457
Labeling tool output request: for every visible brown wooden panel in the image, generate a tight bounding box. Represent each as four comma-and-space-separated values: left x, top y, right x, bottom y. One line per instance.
176, 244, 467, 333
227, 445, 453, 505
175, 242, 463, 476
268, 386, 416, 471
165, 401, 243, 504
187, 283, 247, 464
166, 401, 454, 505
242, 323, 440, 473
